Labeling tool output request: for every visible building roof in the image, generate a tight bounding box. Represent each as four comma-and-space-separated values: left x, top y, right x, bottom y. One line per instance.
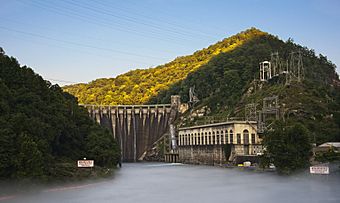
260, 61, 270, 64
179, 121, 257, 131
318, 142, 340, 148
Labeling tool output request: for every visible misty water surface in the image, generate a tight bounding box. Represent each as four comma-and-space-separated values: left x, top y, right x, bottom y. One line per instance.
1, 163, 339, 203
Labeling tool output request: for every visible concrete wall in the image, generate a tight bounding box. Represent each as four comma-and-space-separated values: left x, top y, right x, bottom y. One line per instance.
85, 104, 172, 162
178, 145, 225, 165
178, 144, 262, 165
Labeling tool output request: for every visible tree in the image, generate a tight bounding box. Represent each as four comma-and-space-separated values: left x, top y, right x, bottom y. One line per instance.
85, 127, 121, 168
0, 128, 16, 177
0, 50, 121, 179
262, 121, 312, 174
16, 133, 44, 178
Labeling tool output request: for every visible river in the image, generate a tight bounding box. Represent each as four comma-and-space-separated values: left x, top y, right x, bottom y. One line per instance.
1, 163, 340, 203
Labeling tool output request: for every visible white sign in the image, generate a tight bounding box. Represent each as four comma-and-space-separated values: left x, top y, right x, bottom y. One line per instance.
243, 161, 251, 167
77, 160, 94, 168
310, 165, 329, 175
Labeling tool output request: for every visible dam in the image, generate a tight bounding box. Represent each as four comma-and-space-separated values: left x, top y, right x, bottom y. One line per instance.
83, 96, 180, 162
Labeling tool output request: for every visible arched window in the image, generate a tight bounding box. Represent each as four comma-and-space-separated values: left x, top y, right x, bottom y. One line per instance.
230, 130, 233, 144
237, 133, 241, 144
208, 132, 212, 145
182, 134, 185, 146
217, 130, 224, 144
205, 132, 208, 145
194, 133, 197, 145
212, 131, 215, 145
186, 134, 189, 146
187, 134, 189, 145
243, 130, 249, 144
225, 130, 228, 144
198, 133, 201, 145
179, 133, 182, 146
191, 133, 194, 145
216, 131, 220, 144
187, 134, 190, 146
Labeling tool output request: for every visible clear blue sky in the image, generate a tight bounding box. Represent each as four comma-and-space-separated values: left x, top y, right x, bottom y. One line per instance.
1, 0, 340, 85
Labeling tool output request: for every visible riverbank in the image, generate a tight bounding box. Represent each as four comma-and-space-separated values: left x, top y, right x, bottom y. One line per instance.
0, 166, 119, 200
0, 162, 118, 197
49, 162, 116, 180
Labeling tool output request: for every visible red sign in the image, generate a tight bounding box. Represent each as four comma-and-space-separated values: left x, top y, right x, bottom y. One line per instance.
77, 160, 94, 168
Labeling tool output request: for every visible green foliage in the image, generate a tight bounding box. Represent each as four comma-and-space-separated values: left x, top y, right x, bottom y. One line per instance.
0, 50, 120, 179
241, 79, 340, 143
262, 121, 312, 174
150, 29, 340, 142
16, 133, 44, 178
151, 31, 339, 116
85, 126, 120, 168
315, 147, 340, 162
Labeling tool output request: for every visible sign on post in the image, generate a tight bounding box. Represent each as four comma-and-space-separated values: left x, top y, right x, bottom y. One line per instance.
310, 165, 329, 175
77, 160, 94, 168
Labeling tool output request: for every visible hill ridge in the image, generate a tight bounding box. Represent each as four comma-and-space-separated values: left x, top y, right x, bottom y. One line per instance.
64, 27, 267, 105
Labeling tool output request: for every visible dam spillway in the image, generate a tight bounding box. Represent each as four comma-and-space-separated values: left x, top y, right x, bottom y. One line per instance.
83, 96, 180, 162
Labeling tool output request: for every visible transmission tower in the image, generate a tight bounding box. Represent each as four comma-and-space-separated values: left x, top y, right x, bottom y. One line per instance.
285, 59, 290, 85
270, 52, 280, 77
259, 51, 304, 85
188, 86, 199, 107
257, 96, 280, 133
259, 61, 271, 81
245, 103, 257, 121
288, 51, 304, 83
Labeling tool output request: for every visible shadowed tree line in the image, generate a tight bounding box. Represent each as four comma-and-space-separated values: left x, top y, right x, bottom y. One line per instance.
0, 49, 120, 180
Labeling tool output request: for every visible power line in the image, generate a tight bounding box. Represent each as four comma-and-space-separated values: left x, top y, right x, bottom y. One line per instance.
1, 32, 157, 66
62, 0, 212, 41
17, 0, 195, 47
0, 26, 168, 61
91, 0, 216, 39
119, 0, 226, 36
46, 78, 78, 85
1, 17, 181, 56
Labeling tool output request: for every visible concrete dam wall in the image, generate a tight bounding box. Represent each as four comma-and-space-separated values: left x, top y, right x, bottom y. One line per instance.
83, 96, 180, 162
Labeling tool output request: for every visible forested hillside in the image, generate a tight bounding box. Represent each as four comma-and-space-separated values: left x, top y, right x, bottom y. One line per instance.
64, 28, 340, 144
64, 28, 267, 105
0, 49, 120, 179
150, 34, 340, 143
